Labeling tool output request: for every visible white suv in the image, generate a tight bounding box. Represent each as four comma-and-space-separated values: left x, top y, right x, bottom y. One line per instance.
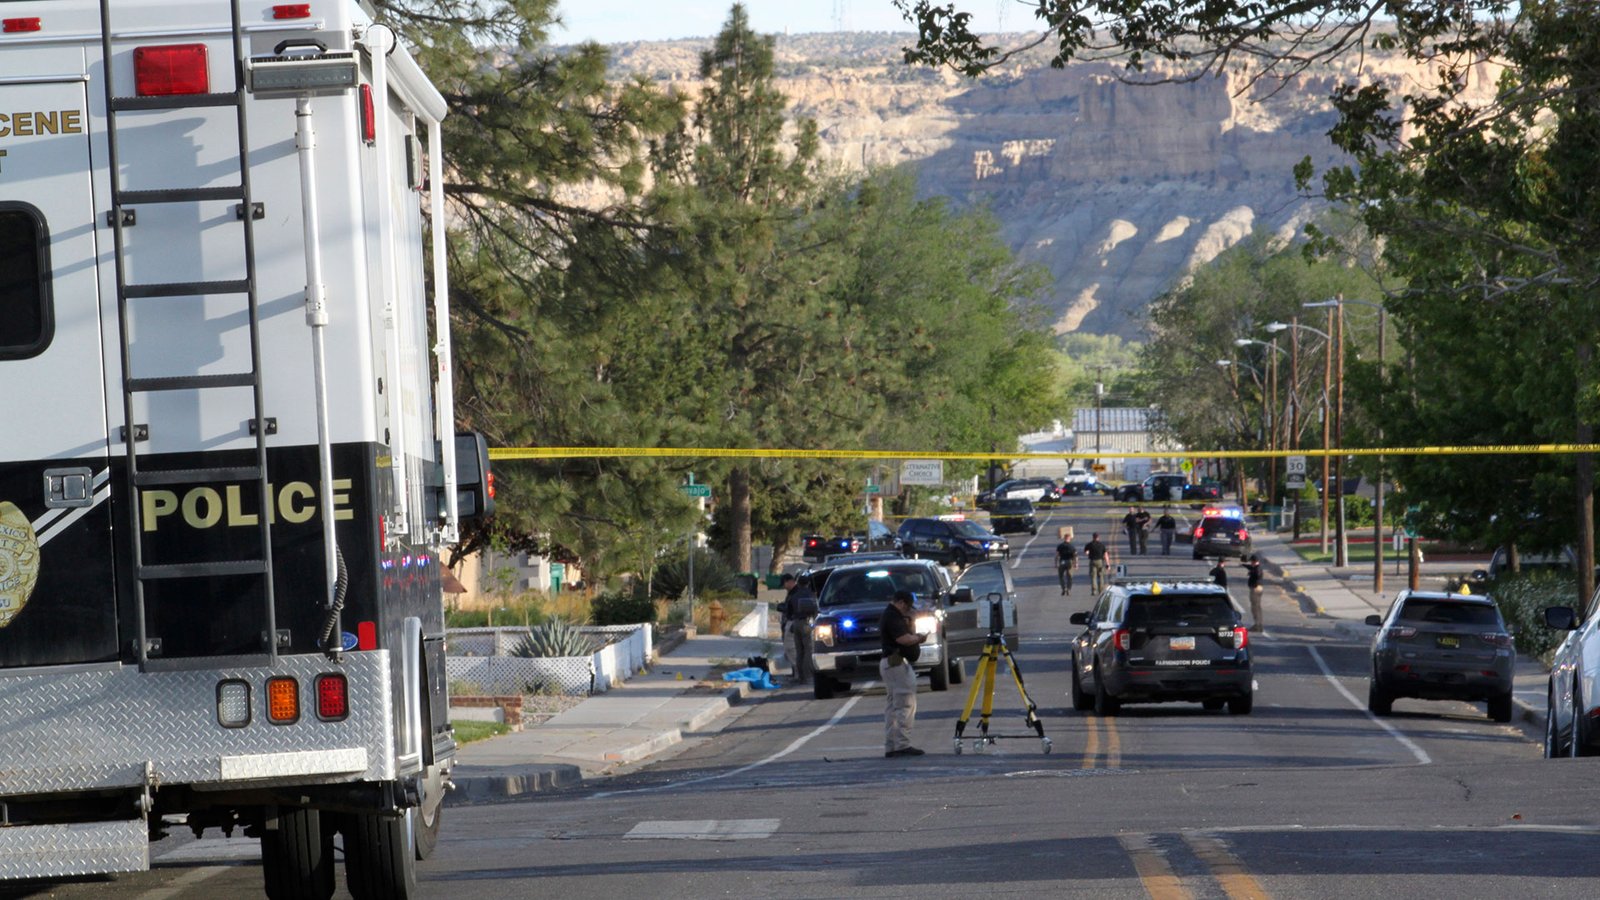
1060, 468, 1097, 495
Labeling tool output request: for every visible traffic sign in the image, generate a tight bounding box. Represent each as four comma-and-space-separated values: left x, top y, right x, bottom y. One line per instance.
1179, 459, 1193, 474
1090, 464, 1106, 473
865, 484, 882, 494
680, 484, 711, 498
1286, 455, 1307, 476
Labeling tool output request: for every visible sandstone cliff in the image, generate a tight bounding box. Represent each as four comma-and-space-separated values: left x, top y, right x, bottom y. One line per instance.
600, 34, 1498, 338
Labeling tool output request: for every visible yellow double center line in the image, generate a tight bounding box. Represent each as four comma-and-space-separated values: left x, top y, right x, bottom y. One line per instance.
1080, 714, 1121, 768
1117, 832, 1272, 900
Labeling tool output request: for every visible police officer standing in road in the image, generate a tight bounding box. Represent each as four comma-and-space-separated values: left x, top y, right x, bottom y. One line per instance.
1242, 554, 1264, 630
1134, 507, 1152, 554
1055, 528, 1078, 595
1085, 533, 1110, 594
879, 589, 928, 757
1156, 507, 1178, 555
778, 574, 819, 682
1121, 507, 1141, 555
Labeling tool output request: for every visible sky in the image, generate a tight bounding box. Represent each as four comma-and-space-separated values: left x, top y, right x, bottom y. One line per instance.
553, 0, 1014, 45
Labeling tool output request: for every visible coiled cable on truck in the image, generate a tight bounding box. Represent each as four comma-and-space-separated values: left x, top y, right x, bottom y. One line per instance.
317, 545, 349, 658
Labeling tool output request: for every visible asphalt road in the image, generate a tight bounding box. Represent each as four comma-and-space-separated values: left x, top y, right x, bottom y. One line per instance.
13, 497, 1597, 899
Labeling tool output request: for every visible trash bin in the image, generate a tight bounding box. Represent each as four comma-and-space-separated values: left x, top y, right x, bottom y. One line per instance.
764, 573, 787, 590
1266, 504, 1284, 532
735, 573, 758, 598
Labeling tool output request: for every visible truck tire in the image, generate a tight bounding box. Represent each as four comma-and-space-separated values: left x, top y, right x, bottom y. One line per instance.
260, 807, 334, 900
413, 799, 442, 861
930, 657, 950, 691
344, 809, 419, 900
948, 658, 965, 685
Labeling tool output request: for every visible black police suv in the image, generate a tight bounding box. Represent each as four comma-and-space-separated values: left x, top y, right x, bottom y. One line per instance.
1190, 507, 1253, 560
1069, 581, 1252, 715
896, 516, 1010, 566
987, 498, 1038, 535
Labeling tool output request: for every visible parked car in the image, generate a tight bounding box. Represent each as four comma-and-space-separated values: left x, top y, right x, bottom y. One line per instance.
976, 477, 1058, 509
852, 519, 902, 552
1366, 591, 1515, 722
1068, 580, 1252, 715
896, 516, 1010, 566
1543, 587, 1600, 756
1111, 482, 1144, 503
988, 498, 1038, 535
808, 559, 1018, 699
801, 534, 858, 561
1191, 507, 1253, 560
1142, 473, 1188, 502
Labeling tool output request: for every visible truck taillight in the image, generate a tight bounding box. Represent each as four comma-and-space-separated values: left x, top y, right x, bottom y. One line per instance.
360, 83, 376, 143
273, 4, 312, 18
487, 470, 496, 499
357, 620, 378, 650
1237, 528, 1248, 541
315, 674, 349, 720
1113, 628, 1131, 652
266, 676, 300, 724
134, 44, 209, 96
1233, 626, 1249, 649
3, 17, 41, 32
217, 679, 251, 727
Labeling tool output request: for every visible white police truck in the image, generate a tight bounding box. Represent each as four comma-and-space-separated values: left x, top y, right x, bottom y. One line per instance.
0, 2, 488, 896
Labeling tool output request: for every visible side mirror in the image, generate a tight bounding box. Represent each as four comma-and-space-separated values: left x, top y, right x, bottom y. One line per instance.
1364, 614, 1382, 627
1471, 569, 1489, 581
951, 587, 974, 605
1545, 606, 1578, 631
454, 431, 495, 521
1069, 611, 1089, 626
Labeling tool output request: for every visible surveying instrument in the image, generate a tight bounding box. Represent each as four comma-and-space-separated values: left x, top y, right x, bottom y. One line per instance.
954, 592, 1051, 754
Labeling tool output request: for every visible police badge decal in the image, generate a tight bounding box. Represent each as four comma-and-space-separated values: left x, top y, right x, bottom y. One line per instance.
0, 501, 41, 628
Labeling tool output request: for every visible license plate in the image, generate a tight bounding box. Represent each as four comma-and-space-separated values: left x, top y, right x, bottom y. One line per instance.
1436, 635, 1459, 648
1169, 636, 1195, 651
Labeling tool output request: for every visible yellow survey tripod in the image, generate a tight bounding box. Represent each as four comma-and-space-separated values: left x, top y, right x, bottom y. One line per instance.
953, 594, 1051, 754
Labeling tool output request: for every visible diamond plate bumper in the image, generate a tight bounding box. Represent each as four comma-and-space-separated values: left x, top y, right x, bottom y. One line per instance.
0, 652, 396, 797
0, 820, 147, 881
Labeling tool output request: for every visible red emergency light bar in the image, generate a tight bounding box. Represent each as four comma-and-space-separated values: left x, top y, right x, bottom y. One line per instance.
1201, 506, 1244, 518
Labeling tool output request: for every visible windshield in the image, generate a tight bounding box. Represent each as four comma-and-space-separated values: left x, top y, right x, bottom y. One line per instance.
819, 566, 940, 608
956, 562, 1007, 600
953, 520, 994, 538
994, 499, 1031, 513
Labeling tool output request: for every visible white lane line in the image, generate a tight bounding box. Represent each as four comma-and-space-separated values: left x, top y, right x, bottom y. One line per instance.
1009, 511, 1052, 569
1305, 645, 1431, 765
624, 818, 780, 840
591, 692, 868, 798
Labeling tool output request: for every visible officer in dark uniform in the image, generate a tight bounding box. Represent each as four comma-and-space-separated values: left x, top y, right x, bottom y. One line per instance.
879, 589, 928, 757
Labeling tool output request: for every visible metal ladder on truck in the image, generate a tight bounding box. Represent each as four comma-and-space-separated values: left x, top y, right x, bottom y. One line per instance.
98, 0, 278, 668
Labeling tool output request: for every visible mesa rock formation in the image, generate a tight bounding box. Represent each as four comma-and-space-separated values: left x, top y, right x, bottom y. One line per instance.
600, 34, 1498, 338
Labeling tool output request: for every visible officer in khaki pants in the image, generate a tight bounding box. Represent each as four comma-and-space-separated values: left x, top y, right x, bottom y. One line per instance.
878, 589, 928, 757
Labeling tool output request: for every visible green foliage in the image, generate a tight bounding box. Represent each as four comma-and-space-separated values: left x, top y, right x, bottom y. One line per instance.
511, 618, 600, 659
1484, 571, 1578, 663
589, 590, 658, 626
450, 720, 510, 745
652, 547, 740, 601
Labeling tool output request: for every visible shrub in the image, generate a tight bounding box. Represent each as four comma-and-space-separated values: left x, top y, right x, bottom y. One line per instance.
1486, 570, 1578, 663
511, 618, 599, 658
652, 548, 739, 600
590, 590, 658, 626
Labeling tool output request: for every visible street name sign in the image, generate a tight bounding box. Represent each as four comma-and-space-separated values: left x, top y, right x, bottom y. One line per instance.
680, 484, 712, 498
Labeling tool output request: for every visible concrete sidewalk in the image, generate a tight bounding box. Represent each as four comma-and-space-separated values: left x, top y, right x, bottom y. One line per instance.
1251, 531, 1549, 730
446, 633, 780, 804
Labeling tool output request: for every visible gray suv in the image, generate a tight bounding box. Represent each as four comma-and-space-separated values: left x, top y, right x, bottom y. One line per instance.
1069, 581, 1253, 715
810, 559, 1019, 699
1365, 591, 1515, 721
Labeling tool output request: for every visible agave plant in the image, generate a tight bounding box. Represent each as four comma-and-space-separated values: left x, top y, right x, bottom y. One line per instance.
511, 618, 599, 659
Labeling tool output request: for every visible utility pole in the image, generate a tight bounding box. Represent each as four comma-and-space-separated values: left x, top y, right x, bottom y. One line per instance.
1290, 322, 1301, 540
1334, 301, 1347, 568
1320, 308, 1333, 557
1373, 306, 1386, 593
1091, 366, 1108, 477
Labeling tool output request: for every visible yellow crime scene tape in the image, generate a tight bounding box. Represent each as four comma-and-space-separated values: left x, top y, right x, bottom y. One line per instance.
489, 444, 1600, 462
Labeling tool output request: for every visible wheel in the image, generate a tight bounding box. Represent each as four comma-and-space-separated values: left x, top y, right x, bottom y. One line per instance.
1092, 667, 1119, 716
1572, 683, 1590, 758
260, 807, 334, 900
1202, 698, 1225, 711
1193, 550, 1203, 560
949, 658, 965, 685
1069, 658, 1093, 711
1488, 691, 1514, 723
930, 656, 951, 692
1367, 679, 1392, 716
343, 809, 419, 900
813, 672, 837, 700
1545, 686, 1560, 757
1227, 693, 1253, 715
951, 549, 969, 568
413, 796, 441, 861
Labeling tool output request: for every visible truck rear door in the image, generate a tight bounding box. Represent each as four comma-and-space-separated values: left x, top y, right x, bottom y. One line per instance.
0, 78, 118, 667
